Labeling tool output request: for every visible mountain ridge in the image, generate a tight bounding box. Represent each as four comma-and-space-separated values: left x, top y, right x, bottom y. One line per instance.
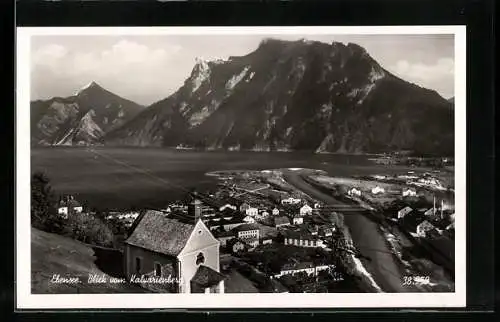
32, 38, 454, 156
31, 81, 144, 146
103, 38, 453, 156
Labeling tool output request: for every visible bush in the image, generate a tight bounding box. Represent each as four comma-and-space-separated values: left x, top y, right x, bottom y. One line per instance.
63, 214, 114, 248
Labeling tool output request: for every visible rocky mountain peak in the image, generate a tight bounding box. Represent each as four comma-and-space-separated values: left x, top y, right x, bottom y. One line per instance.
75, 81, 102, 96
32, 82, 143, 146
103, 39, 453, 155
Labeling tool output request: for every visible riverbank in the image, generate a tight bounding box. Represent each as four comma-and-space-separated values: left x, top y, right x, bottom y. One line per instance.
281, 169, 412, 293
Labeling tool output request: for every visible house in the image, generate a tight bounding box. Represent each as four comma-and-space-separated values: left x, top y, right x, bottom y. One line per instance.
124, 210, 225, 293
399, 212, 425, 236
274, 216, 291, 228
347, 188, 362, 197
239, 202, 250, 213
245, 207, 258, 217
117, 212, 140, 220
204, 216, 240, 231
416, 220, 436, 238
281, 197, 301, 205
57, 195, 83, 218
261, 237, 273, 245
219, 204, 237, 212
272, 208, 280, 216
244, 237, 259, 249
320, 227, 333, 237
243, 215, 256, 224
308, 225, 319, 236
292, 215, 304, 225
214, 230, 235, 247
283, 230, 324, 248
232, 223, 260, 240
255, 210, 269, 220
402, 188, 417, 197
397, 206, 413, 219
273, 262, 331, 278
228, 239, 247, 254
220, 215, 246, 231
114, 212, 140, 227
371, 186, 385, 194
300, 204, 313, 216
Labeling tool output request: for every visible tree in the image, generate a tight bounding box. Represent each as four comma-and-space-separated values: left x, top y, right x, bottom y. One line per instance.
31, 171, 63, 233
63, 214, 114, 247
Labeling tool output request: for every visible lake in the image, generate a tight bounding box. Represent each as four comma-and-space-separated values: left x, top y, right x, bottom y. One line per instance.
31, 147, 424, 211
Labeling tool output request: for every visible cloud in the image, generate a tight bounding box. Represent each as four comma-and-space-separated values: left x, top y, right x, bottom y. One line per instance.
32, 44, 68, 68
388, 57, 454, 97
31, 39, 184, 104
30, 36, 455, 104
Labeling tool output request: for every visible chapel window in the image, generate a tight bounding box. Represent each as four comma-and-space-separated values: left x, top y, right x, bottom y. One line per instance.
196, 252, 205, 265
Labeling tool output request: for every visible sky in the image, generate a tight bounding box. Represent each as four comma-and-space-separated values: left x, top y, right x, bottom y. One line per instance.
30, 34, 455, 106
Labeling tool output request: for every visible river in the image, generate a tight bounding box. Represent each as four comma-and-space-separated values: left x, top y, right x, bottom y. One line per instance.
282, 170, 413, 293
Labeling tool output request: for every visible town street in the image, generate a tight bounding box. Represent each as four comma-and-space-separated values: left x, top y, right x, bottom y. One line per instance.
283, 170, 412, 293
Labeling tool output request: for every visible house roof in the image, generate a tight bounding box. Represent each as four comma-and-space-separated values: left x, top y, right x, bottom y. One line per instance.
206, 215, 245, 227
232, 223, 259, 232
418, 220, 435, 229
283, 229, 315, 240
190, 265, 225, 288
320, 227, 333, 235
281, 261, 314, 271
400, 213, 425, 232
214, 230, 235, 238
59, 199, 81, 208
275, 216, 290, 225
125, 210, 195, 257
308, 225, 319, 232
424, 208, 435, 216
399, 206, 413, 216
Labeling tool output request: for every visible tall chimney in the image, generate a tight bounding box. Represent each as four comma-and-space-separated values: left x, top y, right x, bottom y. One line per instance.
433, 195, 436, 217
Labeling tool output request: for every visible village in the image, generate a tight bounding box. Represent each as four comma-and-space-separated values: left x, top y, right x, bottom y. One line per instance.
47, 165, 455, 294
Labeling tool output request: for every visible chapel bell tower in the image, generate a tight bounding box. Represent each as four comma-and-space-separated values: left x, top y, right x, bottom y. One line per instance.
188, 191, 203, 222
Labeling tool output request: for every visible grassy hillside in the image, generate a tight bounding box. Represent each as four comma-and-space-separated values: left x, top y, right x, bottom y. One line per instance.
31, 227, 147, 294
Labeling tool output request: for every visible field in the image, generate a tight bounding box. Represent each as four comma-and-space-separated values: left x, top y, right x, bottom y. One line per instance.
312, 175, 405, 192
31, 227, 147, 294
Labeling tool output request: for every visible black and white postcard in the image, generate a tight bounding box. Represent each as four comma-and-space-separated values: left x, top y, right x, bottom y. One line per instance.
16, 26, 466, 309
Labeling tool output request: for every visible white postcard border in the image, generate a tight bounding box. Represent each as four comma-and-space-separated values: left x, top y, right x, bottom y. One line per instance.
16, 25, 467, 309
